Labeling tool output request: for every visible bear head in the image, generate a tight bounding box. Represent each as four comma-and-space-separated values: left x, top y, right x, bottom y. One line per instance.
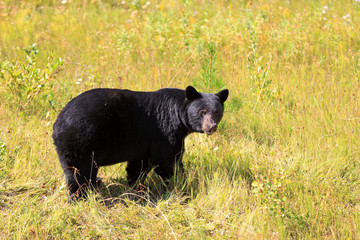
184, 86, 229, 135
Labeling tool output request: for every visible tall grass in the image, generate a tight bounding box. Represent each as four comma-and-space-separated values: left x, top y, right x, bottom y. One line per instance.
0, 0, 359, 239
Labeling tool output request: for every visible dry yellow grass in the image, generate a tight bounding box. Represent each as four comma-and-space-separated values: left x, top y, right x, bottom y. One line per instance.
0, 0, 359, 239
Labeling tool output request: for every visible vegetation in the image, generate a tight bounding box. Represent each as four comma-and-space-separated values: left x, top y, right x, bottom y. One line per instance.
0, 0, 359, 239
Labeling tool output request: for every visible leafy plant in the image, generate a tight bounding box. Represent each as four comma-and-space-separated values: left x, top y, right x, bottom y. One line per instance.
246, 20, 276, 110
252, 169, 288, 217
252, 168, 307, 236
0, 139, 9, 180
0, 43, 64, 117
193, 41, 225, 91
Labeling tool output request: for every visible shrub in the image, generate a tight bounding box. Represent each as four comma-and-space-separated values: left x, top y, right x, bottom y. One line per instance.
0, 43, 64, 117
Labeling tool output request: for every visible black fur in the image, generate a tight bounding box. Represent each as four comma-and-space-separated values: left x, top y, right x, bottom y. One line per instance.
52, 86, 229, 199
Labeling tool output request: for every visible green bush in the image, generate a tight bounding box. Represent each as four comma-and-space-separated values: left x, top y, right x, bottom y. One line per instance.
0, 43, 64, 117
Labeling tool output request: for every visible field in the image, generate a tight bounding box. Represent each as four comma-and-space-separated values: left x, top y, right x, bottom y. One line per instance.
0, 0, 359, 239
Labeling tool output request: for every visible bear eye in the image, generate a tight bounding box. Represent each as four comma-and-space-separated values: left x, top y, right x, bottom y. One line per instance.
199, 110, 207, 116
214, 110, 219, 115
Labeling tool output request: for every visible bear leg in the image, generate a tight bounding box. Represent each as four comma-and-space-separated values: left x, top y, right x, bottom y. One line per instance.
154, 164, 173, 181
153, 157, 184, 182
151, 144, 185, 182
126, 159, 151, 186
154, 159, 184, 181
63, 161, 99, 200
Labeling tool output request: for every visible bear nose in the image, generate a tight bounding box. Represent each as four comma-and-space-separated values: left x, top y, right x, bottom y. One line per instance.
209, 123, 217, 134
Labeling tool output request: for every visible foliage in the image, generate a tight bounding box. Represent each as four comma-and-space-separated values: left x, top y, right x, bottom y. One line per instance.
192, 41, 225, 91
0, 139, 9, 180
0, 0, 359, 239
0, 43, 64, 117
246, 20, 276, 110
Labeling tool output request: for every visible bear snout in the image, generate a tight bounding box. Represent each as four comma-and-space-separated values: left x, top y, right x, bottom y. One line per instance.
208, 123, 218, 135
202, 115, 218, 135
204, 123, 217, 135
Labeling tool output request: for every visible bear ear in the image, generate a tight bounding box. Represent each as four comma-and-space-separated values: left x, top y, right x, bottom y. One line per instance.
185, 86, 201, 101
216, 89, 229, 103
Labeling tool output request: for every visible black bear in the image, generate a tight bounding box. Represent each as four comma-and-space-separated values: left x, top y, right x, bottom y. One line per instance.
52, 86, 229, 199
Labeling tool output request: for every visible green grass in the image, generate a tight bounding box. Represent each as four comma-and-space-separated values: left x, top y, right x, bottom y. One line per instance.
0, 0, 359, 239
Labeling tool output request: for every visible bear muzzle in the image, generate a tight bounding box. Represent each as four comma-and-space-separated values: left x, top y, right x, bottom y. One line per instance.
202, 115, 218, 135
206, 124, 218, 135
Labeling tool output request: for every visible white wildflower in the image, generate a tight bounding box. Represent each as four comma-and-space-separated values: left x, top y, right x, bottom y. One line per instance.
342, 14, 351, 22
142, 1, 150, 9
322, 5, 329, 14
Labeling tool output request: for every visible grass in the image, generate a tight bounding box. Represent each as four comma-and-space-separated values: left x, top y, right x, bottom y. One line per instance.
0, 0, 359, 239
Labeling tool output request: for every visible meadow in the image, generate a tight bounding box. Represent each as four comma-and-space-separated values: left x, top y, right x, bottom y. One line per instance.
0, 0, 359, 239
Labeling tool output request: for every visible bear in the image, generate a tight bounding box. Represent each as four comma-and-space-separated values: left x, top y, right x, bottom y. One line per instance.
52, 86, 229, 199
